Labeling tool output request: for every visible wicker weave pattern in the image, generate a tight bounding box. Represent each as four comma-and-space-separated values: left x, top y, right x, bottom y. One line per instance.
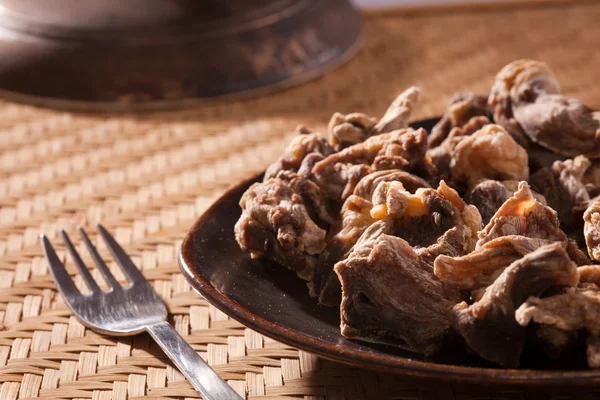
2, 3, 600, 399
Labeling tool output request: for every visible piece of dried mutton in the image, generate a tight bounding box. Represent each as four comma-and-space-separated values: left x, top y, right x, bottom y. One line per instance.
466, 179, 546, 225
434, 235, 554, 291
530, 155, 592, 232
427, 115, 492, 183
234, 173, 333, 295
516, 284, 600, 368
450, 124, 529, 188
329, 87, 421, 151
477, 182, 566, 248
335, 230, 463, 355
489, 59, 600, 158
517, 286, 600, 336
428, 92, 492, 148
315, 170, 431, 306
265, 128, 334, 180
454, 243, 579, 367
334, 180, 481, 353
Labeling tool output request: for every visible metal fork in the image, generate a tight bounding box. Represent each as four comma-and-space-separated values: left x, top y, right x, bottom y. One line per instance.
41, 225, 243, 400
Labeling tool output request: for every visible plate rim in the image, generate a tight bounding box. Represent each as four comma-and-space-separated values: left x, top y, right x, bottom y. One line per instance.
178, 118, 600, 386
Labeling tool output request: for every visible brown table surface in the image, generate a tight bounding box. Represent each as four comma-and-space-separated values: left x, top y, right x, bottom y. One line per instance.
1, 2, 600, 399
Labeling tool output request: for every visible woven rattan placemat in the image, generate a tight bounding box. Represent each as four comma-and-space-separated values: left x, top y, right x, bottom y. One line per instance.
2, 2, 600, 399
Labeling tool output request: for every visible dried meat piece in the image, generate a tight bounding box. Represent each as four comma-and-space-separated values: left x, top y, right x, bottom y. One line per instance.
435, 235, 554, 290
312, 128, 430, 200
339, 164, 373, 201
335, 231, 463, 355
454, 243, 579, 367
489, 59, 560, 148
328, 112, 377, 152
531, 155, 592, 232
235, 173, 333, 295
429, 93, 492, 148
477, 182, 566, 248
514, 95, 600, 158
466, 180, 513, 225
450, 124, 529, 188
584, 199, 600, 261
489, 59, 600, 158
265, 128, 334, 180
516, 283, 600, 368
333, 180, 480, 352
316, 170, 430, 306
517, 286, 600, 336
466, 179, 546, 225
427, 115, 493, 183
369, 180, 481, 262
329, 87, 421, 151
373, 87, 422, 135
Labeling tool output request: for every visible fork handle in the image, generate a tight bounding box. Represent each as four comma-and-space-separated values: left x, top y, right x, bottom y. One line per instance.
146, 321, 243, 400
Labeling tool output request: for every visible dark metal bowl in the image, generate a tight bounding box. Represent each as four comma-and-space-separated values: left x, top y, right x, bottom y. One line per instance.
0, 0, 361, 109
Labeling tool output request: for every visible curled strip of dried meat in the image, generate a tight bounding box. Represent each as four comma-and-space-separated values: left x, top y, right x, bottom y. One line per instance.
328, 113, 377, 152
450, 124, 529, 188
477, 182, 566, 248
517, 286, 600, 337
515, 95, 600, 158
235, 173, 333, 295
329, 87, 421, 151
454, 243, 579, 367
428, 93, 492, 149
490, 59, 600, 158
316, 170, 430, 306
584, 199, 600, 261
466, 179, 546, 225
489, 59, 560, 147
373, 86, 421, 135
312, 128, 430, 200
265, 128, 334, 180
435, 235, 554, 290
531, 155, 592, 232
335, 230, 463, 355
516, 284, 600, 368
427, 115, 492, 183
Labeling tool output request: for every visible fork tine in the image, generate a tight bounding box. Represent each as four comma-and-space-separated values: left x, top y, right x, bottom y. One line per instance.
61, 230, 101, 294
78, 228, 121, 290
41, 234, 81, 302
97, 224, 146, 285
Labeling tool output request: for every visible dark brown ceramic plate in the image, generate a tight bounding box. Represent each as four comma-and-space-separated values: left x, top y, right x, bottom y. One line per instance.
179, 118, 600, 386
